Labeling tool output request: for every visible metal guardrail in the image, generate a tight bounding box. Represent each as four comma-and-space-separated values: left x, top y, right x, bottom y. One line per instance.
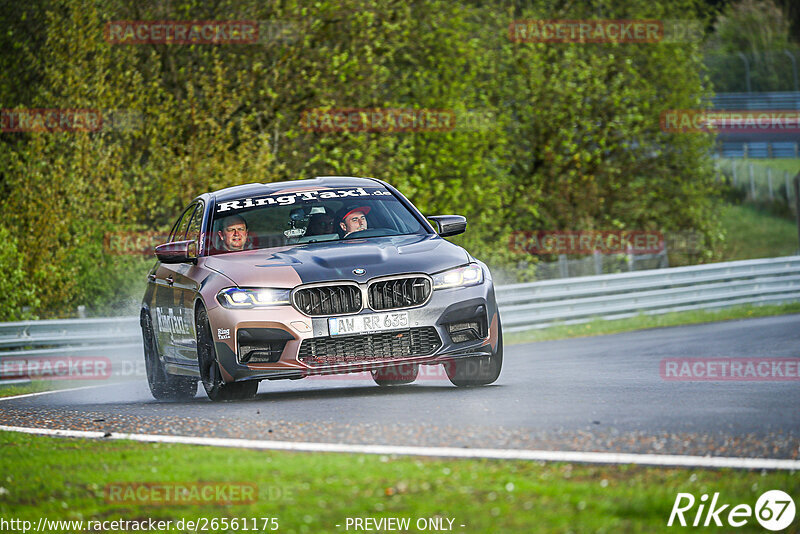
497, 255, 800, 332
0, 256, 799, 360
0, 317, 140, 359
711, 91, 800, 110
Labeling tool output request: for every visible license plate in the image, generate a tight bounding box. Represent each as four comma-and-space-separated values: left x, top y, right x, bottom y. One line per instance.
328, 311, 409, 336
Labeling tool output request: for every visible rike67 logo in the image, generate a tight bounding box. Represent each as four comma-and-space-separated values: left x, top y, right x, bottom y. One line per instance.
668, 490, 795, 531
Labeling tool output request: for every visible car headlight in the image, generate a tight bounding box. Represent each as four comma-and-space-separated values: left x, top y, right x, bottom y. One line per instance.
217, 287, 292, 308
432, 264, 484, 290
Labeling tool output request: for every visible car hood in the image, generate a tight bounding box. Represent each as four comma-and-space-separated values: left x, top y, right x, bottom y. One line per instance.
202, 234, 471, 287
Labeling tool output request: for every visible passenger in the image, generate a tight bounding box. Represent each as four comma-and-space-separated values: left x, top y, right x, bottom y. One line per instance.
306, 211, 337, 236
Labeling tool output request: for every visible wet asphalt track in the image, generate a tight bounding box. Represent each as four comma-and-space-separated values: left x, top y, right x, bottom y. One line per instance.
1, 314, 798, 459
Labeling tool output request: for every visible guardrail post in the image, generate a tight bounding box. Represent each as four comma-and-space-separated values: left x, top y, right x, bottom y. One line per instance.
785, 49, 799, 92
737, 52, 752, 93
787, 171, 792, 204
593, 250, 603, 275
627, 243, 635, 272
558, 254, 568, 278
795, 174, 800, 253
767, 167, 773, 200
749, 163, 755, 199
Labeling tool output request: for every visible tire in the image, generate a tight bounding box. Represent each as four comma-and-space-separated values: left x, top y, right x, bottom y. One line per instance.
371, 363, 419, 386
445, 317, 503, 387
142, 312, 197, 400
195, 305, 258, 401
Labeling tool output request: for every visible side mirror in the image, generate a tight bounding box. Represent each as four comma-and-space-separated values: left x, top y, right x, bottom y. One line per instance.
427, 215, 467, 237
155, 240, 198, 264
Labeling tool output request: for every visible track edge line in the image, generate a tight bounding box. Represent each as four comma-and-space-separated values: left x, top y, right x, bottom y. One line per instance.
0, 424, 797, 471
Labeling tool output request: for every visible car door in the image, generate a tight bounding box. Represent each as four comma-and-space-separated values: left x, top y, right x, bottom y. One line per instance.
171, 200, 206, 363
153, 203, 196, 363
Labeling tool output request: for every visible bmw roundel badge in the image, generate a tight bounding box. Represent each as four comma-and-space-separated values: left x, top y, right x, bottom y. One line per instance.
353, 268, 366, 275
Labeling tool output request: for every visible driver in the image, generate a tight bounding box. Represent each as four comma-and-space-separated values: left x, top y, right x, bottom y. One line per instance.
217, 215, 249, 251
338, 205, 370, 238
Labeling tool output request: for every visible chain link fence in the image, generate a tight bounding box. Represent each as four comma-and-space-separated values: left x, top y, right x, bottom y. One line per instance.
517, 250, 668, 281
716, 159, 798, 210
705, 49, 800, 93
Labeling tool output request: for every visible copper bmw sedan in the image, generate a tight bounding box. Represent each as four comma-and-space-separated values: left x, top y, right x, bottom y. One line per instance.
141, 176, 502, 401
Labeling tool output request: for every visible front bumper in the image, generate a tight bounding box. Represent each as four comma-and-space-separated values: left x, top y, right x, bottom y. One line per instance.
206, 278, 500, 383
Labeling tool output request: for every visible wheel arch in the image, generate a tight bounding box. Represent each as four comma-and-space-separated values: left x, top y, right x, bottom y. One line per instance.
139, 303, 165, 367
193, 296, 211, 328
140, 304, 152, 328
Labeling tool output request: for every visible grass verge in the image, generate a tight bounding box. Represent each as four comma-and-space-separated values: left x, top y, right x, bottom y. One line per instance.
504, 302, 800, 345
745, 158, 800, 175
719, 204, 798, 261
0, 431, 797, 533
0, 380, 56, 399
0, 379, 109, 399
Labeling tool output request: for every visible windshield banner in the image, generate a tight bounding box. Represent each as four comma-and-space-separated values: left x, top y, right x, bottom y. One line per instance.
215, 187, 391, 213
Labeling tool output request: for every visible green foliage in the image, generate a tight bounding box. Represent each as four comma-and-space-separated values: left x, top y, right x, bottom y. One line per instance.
707, 0, 794, 54
0, 0, 720, 318
704, 0, 800, 92
0, 227, 39, 321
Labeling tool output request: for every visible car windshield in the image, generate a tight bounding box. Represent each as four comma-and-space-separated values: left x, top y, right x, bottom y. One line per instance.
208, 185, 427, 254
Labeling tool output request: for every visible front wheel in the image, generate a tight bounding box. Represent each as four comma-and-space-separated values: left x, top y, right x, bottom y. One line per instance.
196, 305, 259, 401
445, 317, 503, 387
